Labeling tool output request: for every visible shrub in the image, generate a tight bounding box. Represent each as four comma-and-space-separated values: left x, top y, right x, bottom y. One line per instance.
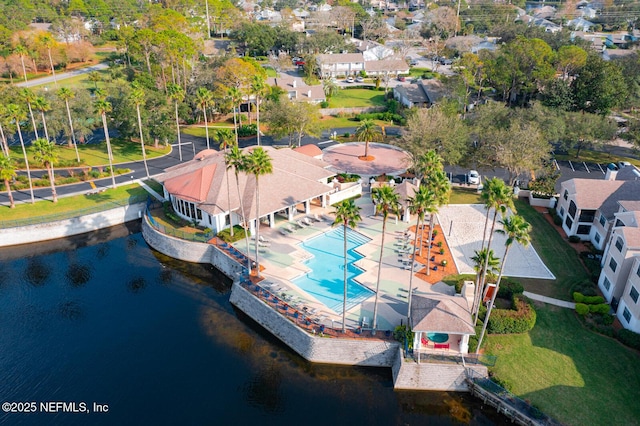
216, 225, 245, 243
487, 295, 537, 334
237, 124, 257, 137
573, 292, 585, 303
497, 279, 524, 299
573, 292, 604, 304
588, 304, 610, 315
393, 325, 414, 349
548, 208, 557, 216
617, 329, 640, 350
344, 132, 350, 138
553, 215, 562, 226
575, 303, 589, 315
320, 101, 329, 108
568, 235, 581, 243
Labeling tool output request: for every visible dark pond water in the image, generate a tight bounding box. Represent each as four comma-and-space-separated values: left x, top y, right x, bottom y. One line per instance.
0, 223, 508, 425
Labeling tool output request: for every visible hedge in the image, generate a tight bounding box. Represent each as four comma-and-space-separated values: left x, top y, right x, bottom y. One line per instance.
487, 295, 537, 334
588, 303, 611, 314
575, 303, 589, 315
573, 292, 605, 304
497, 279, 524, 299
617, 329, 640, 350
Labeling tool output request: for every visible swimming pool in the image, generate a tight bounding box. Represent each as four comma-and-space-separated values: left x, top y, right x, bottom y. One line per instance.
293, 227, 375, 313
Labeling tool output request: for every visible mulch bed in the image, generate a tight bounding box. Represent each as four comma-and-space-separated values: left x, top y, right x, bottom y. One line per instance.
408, 223, 458, 284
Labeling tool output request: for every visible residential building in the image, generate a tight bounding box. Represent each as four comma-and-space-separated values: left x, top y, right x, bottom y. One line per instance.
393, 79, 446, 108
316, 53, 409, 78
267, 75, 326, 104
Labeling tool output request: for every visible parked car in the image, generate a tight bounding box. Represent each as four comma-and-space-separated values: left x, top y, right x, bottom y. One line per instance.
410, 59, 419, 66
345, 76, 355, 83
355, 76, 364, 83
397, 75, 406, 82
618, 161, 632, 168
439, 57, 453, 65
468, 170, 480, 185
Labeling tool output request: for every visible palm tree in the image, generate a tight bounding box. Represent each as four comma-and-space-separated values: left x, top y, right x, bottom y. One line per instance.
56, 87, 80, 162
39, 33, 58, 87
33, 138, 58, 202
94, 97, 117, 189
471, 248, 500, 289
215, 128, 235, 237
195, 87, 214, 150
244, 147, 273, 279
406, 185, 436, 322
355, 119, 382, 159
371, 185, 400, 331
472, 178, 515, 324
6, 103, 34, 203
14, 44, 29, 83
19, 88, 39, 140
87, 71, 101, 89
33, 96, 51, 142
0, 105, 9, 156
423, 170, 450, 273
250, 75, 268, 146
475, 215, 531, 353
0, 155, 16, 208
332, 199, 362, 333
226, 143, 252, 271
167, 83, 185, 162
227, 86, 242, 145
322, 78, 339, 99
130, 85, 150, 179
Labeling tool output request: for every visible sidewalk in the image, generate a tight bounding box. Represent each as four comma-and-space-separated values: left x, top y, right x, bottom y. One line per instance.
523, 291, 576, 309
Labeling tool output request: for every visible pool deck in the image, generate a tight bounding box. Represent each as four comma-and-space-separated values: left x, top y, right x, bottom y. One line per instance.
236, 192, 457, 333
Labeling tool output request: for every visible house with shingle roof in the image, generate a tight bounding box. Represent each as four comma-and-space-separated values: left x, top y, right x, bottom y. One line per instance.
155, 146, 337, 235
267, 75, 325, 104
316, 53, 409, 78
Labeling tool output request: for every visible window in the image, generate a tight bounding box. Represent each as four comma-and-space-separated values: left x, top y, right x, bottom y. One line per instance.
559, 207, 565, 217
563, 189, 568, 200
631, 287, 639, 304
623, 307, 631, 323
599, 214, 606, 227
615, 237, 624, 252
637, 264, 640, 278
565, 216, 573, 230
594, 233, 601, 244
579, 209, 596, 223
577, 225, 591, 235
568, 201, 577, 219
609, 258, 618, 272
603, 277, 611, 291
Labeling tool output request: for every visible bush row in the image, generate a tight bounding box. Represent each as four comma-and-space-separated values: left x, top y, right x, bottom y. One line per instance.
573, 292, 605, 304
487, 295, 537, 334
575, 303, 610, 315
237, 124, 257, 137
354, 111, 406, 125
497, 278, 524, 299
617, 329, 640, 350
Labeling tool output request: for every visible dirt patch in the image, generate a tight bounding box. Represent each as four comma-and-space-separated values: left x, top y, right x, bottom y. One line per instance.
358, 155, 375, 161
408, 223, 458, 284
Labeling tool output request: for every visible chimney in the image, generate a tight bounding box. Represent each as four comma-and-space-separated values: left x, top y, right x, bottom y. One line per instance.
292, 80, 297, 88
461, 281, 475, 308
605, 163, 618, 181
307, 90, 312, 97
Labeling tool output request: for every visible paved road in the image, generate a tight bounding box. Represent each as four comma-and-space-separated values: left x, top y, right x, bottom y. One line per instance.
15, 63, 109, 88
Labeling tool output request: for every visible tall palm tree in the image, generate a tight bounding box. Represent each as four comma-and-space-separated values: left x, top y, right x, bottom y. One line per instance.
475, 215, 531, 353
39, 33, 58, 87
226, 143, 252, 271
423, 169, 450, 273
56, 87, 80, 162
130, 85, 150, 178
167, 83, 185, 162
332, 199, 362, 333
244, 147, 273, 279
14, 44, 29, 83
94, 97, 117, 189
355, 119, 382, 159
322, 78, 339, 99
371, 185, 400, 331
19, 88, 39, 140
0, 155, 16, 208
195, 87, 214, 150
215, 128, 235, 237
406, 185, 436, 322
6, 103, 34, 203
250, 75, 268, 146
471, 248, 500, 290
87, 71, 101, 89
472, 178, 515, 323
33, 96, 51, 142
0, 105, 9, 156
227, 86, 242, 145
33, 137, 58, 202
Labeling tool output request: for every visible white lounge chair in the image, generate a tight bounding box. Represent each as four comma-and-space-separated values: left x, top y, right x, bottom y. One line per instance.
258, 241, 271, 247
259, 235, 270, 243
312, 214, 322, 222
279, 228, 289, 236
296, 220, 308, 228
285, 224, 296, 232
302, 217, 313, 226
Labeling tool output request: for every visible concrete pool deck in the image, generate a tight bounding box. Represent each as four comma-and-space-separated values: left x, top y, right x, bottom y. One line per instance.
235, 197, 556, 334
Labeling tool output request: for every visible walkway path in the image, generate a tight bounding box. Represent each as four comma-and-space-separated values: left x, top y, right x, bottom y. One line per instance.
523, 291, 576, 309
15, 63, 109, 88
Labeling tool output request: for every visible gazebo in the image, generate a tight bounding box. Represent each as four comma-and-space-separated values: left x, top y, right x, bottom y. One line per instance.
410, 292, 475, 358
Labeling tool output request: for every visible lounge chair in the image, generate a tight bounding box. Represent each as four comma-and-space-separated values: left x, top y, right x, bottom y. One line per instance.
285, 224, 296, 233
361, 317, 369, 328
259, 235, 270, 243
312, 213, 322, 222
296, 220, 308, 228
302, 217, 313, 226
258, 241, 270, 247
279, 228, 289, 236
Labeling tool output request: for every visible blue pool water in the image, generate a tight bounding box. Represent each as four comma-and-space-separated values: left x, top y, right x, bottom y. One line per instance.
293, 227, 375, 313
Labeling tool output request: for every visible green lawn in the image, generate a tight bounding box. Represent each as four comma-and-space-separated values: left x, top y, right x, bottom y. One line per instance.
317, 116, 391, 130
554, 148, 640, 167
449, 186, 482, 204
0, 183, 148, 221
485, 305, 640, 426
27, 68, 111, 91
263, 66, 277, 77
9, 139, 170, 168
514, 199, 590, 300
328, 88, 386, 108
182, 124, 236, 138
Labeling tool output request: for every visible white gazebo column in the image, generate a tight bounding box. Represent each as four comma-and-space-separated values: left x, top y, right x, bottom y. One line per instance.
305, 200, 311, 214
269, 212, 275, 228
321, 195, 327, 208
460, 334, 470, 354
288, 206, 295, 221
414, 332, 421, 363
403, 208, 410, 223
249, 219, 256, 236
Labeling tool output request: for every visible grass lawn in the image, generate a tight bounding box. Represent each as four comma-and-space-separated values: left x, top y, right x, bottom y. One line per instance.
449, 186, 482, 204
263, 66, 277, 77
27, 68, 111, 91
182, 124, 236, 138
328, 88, 386, 108
9, 139, 170, 168
485, 305, 640, 426
0, 183, 148, 222
554, 148, 640, 168
514, 199, 590, 300
317, 116, 391, 130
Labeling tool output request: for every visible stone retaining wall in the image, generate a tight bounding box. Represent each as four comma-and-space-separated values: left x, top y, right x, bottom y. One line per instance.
0, 202, 145, 248
230, 283, 399, 366
393, 360, 487, 391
